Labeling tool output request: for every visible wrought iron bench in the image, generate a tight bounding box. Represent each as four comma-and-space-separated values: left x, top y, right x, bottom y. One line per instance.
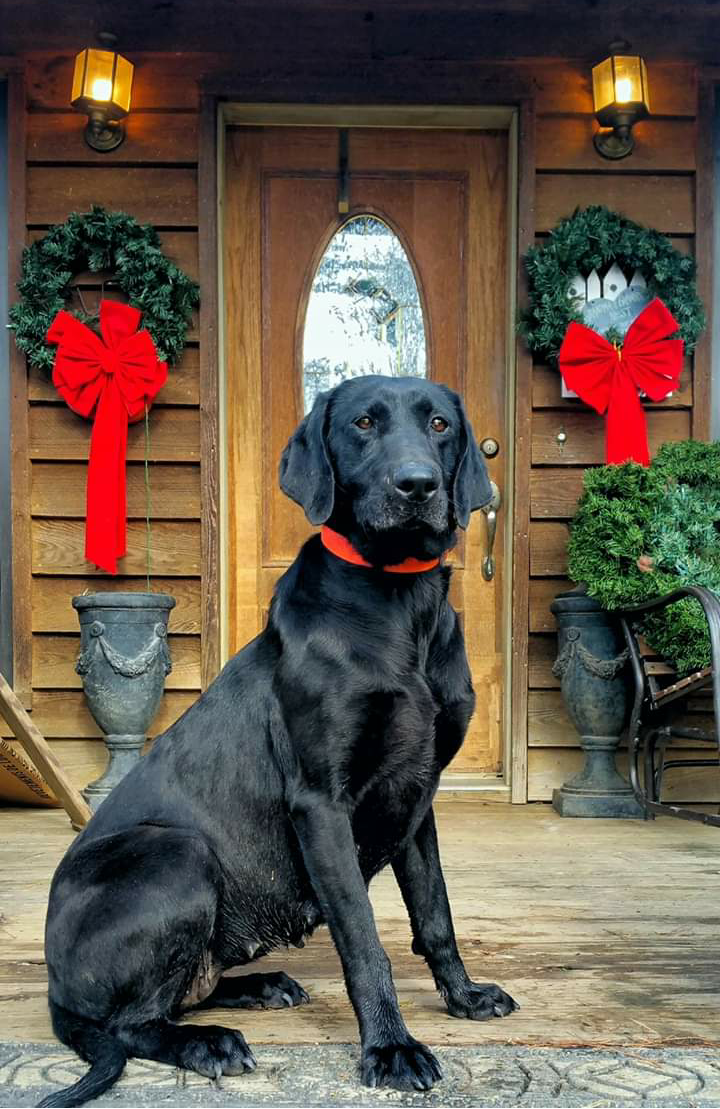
620, 586, 720, 827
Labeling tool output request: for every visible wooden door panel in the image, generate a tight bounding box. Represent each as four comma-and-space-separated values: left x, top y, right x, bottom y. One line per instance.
263, 174, 335, 564
263, 170, 466, 565
225, 125, 507, 778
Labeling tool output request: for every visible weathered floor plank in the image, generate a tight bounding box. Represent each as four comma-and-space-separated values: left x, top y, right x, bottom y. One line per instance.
1, 803, 719, 1047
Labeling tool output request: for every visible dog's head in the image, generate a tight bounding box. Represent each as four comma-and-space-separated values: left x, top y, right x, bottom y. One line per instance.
280, 376, 492, 563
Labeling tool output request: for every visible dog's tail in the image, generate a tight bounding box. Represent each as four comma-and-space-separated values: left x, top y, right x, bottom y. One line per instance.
36, 1003, 127, 1108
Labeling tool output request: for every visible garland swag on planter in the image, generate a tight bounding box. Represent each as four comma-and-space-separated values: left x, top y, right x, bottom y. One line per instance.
10, 205, 199, 375
520, 205, 705, 367
567, 440, 720, 675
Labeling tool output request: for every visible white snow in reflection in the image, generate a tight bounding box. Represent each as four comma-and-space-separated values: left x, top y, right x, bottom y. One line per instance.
303, 215, 427, 412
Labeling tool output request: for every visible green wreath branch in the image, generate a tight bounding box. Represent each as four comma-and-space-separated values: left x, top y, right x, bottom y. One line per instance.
10, 206, 199, 375
519, 205, 705, 366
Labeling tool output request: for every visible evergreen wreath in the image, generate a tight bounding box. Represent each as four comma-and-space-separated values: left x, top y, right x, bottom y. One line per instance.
567, 440, 720, 675
10, 206, 199, 375
520, 205, 705, 366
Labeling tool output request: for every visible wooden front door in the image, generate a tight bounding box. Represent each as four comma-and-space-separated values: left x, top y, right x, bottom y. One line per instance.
224, 124, 509, 780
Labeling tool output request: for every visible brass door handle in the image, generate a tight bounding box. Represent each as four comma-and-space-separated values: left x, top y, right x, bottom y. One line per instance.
481, 480, 502, 582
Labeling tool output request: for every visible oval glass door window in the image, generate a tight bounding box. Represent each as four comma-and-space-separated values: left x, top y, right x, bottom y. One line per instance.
303, 215, 427, 412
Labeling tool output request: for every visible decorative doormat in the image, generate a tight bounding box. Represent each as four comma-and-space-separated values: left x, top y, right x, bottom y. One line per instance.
0, 741, 57, 807
3, 1042, 720, 1107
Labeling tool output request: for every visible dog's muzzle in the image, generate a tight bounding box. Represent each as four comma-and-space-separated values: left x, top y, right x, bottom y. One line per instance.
392, 463, 441, 505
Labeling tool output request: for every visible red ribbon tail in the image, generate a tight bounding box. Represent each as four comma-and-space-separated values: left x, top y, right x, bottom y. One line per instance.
606, 365, 650, 466
116, 412, 129, 562
85, 380, 128, 574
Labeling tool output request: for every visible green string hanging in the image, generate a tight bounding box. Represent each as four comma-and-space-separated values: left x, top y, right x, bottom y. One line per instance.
144, 404, 152, 592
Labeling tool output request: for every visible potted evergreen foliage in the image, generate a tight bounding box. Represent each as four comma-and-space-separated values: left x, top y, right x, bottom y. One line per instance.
567, 440, 720, 676
550, 440, 720, 817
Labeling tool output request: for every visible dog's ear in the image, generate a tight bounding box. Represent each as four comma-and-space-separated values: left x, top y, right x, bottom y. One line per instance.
452, 398, 493, 529
279, 390, 334, 524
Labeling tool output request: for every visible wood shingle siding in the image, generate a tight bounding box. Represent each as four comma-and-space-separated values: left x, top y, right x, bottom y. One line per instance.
30, 463, 201, 517
31, 577, 201, 634
28, 406, 201, 461
526, 61, 703, 801
31, 520, 201, 576
16, 54, 204, 784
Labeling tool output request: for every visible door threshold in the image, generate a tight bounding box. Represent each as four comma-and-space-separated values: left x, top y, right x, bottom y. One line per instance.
438, 775, 511, 802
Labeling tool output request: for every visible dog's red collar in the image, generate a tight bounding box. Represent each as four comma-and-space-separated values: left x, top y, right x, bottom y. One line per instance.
320, 526, 443, 574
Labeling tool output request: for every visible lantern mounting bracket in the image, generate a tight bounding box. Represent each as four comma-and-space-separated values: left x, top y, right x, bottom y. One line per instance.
593, 116, 635, 160
84, 111, 125, 152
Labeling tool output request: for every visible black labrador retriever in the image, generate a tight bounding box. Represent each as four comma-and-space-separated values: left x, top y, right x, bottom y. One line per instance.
40, 375, 518, 1108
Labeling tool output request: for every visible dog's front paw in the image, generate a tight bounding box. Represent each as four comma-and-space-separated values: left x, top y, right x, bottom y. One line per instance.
361, 1039, 443, 1091
445, 980, 519, 1021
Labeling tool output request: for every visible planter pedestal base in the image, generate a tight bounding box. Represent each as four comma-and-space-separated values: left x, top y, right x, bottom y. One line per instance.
83, 733, 146, 811
552, 739, 643, 818
551, 589, 643, 820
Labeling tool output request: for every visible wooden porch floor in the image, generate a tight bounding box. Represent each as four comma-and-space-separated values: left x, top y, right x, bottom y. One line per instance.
2, 802, 720, 1048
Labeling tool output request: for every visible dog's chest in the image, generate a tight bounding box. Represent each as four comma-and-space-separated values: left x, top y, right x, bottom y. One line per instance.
349, 692, 437, 875
344, 680, 438, 801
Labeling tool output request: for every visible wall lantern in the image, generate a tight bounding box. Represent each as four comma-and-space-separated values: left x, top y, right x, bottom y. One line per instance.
592, 44, 650, 160
71, 40, 133, 152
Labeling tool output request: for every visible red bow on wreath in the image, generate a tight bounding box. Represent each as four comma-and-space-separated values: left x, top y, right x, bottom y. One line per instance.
47, 301, 167, 574
558, 298, 683, 467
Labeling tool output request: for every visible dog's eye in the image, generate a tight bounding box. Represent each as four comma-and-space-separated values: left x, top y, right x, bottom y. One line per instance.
431, 416, 449, 433
354, 416, 374, 430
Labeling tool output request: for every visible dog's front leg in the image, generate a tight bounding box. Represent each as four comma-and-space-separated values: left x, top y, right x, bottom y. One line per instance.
392, 808, 519, 1021
290, 791, 442, 1091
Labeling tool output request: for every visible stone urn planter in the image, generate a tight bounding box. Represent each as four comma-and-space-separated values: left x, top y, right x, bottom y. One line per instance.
551, 587, 643, 818
73, 592, 176, 810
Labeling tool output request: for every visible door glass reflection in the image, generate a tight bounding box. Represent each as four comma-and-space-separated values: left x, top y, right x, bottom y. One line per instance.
303, 215, 427, 412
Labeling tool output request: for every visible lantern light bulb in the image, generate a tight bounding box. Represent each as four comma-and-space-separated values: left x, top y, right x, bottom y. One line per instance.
614, 77, 633, 103
90, 78, 113, 102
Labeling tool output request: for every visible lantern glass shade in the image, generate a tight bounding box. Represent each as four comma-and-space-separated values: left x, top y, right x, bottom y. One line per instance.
71, 49, 133, 121
592, 55, 650, 125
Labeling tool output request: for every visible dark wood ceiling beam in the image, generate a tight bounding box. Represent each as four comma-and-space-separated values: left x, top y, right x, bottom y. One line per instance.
0, 1, 717, 61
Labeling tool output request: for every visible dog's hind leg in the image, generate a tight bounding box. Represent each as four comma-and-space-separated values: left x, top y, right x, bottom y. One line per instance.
116, 1020, 256, 1078
45, 826, 257, 1101
195, 971, 309, 1010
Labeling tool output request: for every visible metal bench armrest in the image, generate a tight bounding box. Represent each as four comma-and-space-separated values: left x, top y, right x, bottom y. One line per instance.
619, 585, 720, 622
618, 586, 720, 764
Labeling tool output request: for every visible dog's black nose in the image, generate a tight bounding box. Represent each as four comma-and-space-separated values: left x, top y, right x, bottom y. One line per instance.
393, 464, 440, 503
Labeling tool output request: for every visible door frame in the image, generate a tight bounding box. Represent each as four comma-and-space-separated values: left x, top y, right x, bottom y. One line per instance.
208, 101, 534, 802
2, 62, 31, 707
